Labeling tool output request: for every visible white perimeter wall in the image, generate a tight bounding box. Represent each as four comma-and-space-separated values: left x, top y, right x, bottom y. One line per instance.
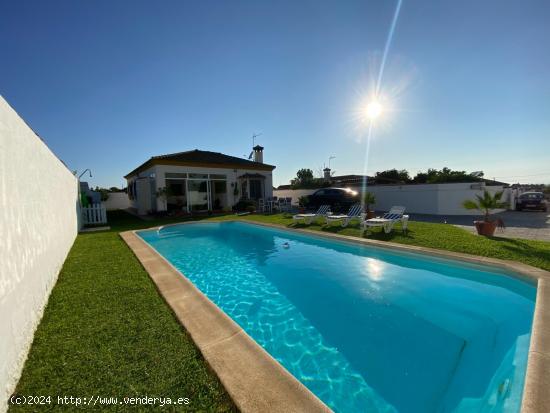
0, 96, 79, 411
272, 189, 319, 205
102, 192, 130, 210
274, 183, 510, 215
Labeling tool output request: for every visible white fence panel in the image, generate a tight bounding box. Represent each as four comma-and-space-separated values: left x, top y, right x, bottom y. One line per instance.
82, 204, 107, 224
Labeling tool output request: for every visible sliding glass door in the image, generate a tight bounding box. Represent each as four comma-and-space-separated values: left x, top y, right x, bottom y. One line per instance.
210, 179, 228, 211
164, 172, 228, 212
165, 178, 187, 212
187, 180, 209, 212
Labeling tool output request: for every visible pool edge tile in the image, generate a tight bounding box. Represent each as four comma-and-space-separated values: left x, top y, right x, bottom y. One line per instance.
521, 351, 550, 413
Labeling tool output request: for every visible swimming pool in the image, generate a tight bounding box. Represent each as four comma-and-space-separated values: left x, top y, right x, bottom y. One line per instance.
139, 221, 536, 413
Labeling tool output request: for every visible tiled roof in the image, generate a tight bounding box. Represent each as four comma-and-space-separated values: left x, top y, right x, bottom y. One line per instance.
125, 149, 275, 178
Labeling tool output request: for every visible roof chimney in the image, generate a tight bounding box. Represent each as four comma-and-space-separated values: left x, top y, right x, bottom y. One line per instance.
323, 167, 331, 181
253, 145, 264, 163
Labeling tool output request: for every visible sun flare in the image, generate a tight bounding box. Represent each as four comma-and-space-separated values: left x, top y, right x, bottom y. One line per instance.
365, 100, 383, 120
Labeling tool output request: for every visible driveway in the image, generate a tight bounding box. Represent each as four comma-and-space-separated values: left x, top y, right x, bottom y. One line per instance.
406, 210, 550, 242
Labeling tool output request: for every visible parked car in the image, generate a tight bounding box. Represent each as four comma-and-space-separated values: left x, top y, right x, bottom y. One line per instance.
515, 192, 547, 211
307, 187, 360, 213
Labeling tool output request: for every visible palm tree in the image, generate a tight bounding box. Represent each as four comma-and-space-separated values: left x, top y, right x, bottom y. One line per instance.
463, 190, 507, 222
363, 192, 376, 213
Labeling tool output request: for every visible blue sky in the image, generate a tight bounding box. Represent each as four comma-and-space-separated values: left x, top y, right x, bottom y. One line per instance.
1, 0, 549, 188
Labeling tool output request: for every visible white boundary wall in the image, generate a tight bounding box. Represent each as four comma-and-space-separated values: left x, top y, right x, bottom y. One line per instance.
274, 183, 510, 215
102, 192, 130, 210
0, 96, 79, 411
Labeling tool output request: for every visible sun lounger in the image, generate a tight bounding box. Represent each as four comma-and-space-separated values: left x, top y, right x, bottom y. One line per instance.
362, 206, 408, 233
325, 204, 363, 227
293, 204, 330, 225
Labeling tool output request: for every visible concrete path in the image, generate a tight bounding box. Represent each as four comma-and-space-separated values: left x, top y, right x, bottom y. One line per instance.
407, 211, 550, 242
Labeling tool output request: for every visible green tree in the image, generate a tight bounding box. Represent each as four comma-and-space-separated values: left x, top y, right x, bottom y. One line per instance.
295, 168, 314, 183
375, 169, 411, 184
413, 168, 483, 184
291, 168, 325, 189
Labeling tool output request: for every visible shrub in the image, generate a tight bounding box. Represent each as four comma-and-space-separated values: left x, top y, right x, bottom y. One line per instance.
364, 192, 376, 211
298, 195, 309, 207
232, 200, 256, 212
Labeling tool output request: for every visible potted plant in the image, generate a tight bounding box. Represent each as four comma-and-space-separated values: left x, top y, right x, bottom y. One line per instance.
156, 186, 173, 211
462, 190, 507, 236
298, 195, 309, 213
364, 192, 376, 219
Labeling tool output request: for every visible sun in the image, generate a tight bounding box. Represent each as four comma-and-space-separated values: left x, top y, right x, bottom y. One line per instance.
365, 100, 383, 120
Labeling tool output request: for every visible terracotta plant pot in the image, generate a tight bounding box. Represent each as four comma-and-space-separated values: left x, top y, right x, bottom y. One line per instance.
474, 220, 497, 236
366, 211, 376, 219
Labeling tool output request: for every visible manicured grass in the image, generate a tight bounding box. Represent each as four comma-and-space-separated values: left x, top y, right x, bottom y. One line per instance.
231, 213, 550, 271
11, 210, 550, 412
10, 215, 236, 412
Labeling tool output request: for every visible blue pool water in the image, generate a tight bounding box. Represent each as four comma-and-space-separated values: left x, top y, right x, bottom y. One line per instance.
139, 222, 536, 413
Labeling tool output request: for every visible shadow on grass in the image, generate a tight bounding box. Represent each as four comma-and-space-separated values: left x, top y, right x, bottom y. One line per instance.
101, 210, 218, 233
487, 237, 550, 264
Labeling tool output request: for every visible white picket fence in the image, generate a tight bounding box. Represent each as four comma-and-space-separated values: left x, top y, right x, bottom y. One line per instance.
82, 204, 107, 225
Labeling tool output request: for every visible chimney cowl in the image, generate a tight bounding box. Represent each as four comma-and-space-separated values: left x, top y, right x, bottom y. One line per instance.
253, 145, 264, 163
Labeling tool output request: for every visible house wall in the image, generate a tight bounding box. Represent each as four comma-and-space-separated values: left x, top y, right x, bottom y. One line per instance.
0, 96, 79, 411
126, 166, 156, 211
127, 164, 273, 212
274, 183, 510, 215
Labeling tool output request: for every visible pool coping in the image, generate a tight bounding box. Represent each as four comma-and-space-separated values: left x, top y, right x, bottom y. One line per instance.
120, 229, 332, 413
121, 219, 550, 413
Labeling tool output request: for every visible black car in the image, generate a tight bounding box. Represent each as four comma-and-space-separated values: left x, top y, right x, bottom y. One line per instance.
516, 192, 547, 211
307, 187, 360, 213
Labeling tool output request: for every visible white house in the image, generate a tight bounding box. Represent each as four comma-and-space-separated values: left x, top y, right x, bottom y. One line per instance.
124, 146, 275, 214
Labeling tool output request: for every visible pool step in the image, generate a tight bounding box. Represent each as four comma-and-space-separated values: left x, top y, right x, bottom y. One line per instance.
450, 333, 530, 413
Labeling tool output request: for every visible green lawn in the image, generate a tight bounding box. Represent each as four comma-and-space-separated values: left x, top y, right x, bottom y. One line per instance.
10, 212, 236, 412
11, 210, 550, 412
219, 212, 550, 272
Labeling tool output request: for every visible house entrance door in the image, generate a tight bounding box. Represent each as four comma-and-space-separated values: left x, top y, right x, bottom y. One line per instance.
249, 179, 263, 199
